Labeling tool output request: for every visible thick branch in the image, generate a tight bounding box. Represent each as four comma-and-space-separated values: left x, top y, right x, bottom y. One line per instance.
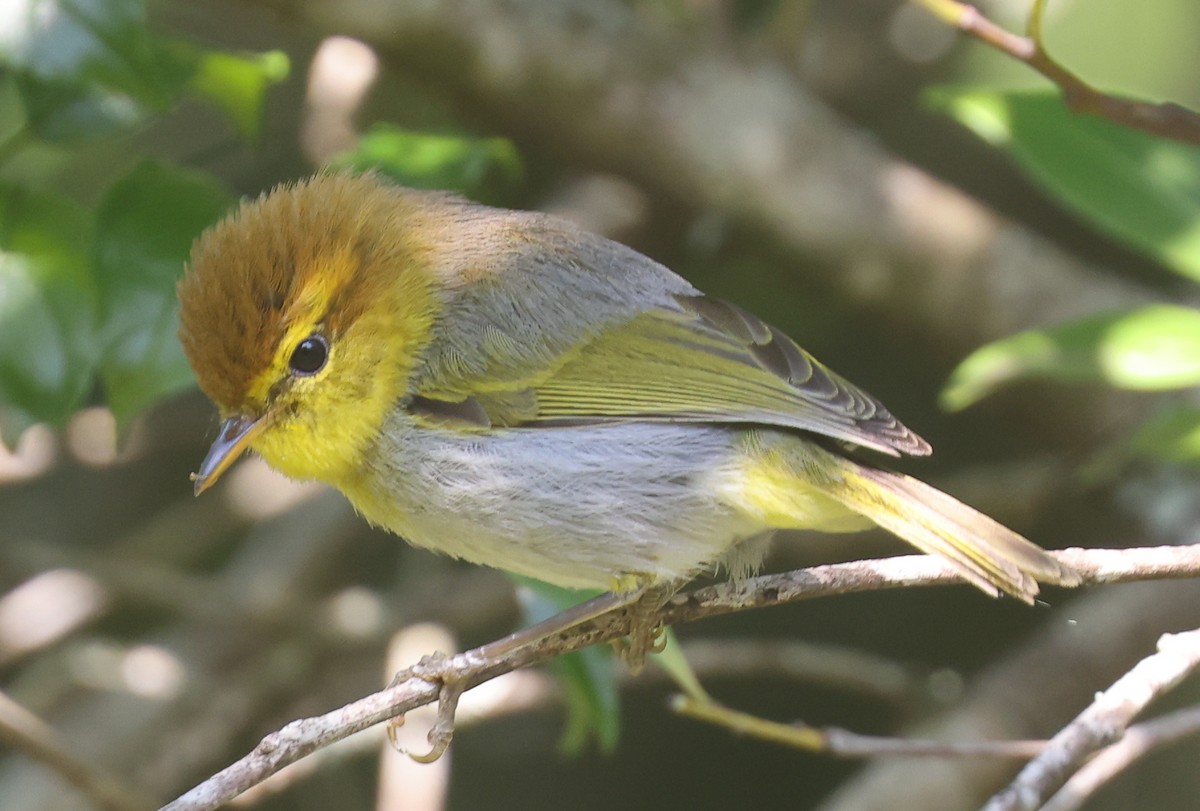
160, 544, 1200, 811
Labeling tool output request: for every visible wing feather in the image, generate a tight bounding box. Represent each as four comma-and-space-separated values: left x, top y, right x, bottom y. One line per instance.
414, 290, 930, 457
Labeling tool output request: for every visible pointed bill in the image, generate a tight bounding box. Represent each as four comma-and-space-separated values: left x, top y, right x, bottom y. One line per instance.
191, 414, 265, 495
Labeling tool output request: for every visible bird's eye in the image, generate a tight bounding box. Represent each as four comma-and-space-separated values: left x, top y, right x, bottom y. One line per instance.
289, 334, 329, 376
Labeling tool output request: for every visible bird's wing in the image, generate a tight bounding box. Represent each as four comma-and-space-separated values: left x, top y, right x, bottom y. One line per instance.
412, 292, 930, 457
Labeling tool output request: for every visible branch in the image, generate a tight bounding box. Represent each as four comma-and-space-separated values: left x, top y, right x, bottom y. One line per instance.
914, 0, 1200, 145
644, 638, 925, 705
671, 677, 1200, 771
657, 545, 1200, 626
159, 544, 1200, 811
1041, 704, 1200, 811
672, 695, 1045, 758
813, 567, 1200, 811
983, 627, 1200, 811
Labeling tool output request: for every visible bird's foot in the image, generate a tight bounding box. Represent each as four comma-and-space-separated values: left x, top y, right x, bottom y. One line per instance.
614, 582, 675, 673
386, 652, 466, 763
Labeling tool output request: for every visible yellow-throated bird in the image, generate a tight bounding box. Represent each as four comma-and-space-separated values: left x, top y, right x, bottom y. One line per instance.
179, 172, 1078, 657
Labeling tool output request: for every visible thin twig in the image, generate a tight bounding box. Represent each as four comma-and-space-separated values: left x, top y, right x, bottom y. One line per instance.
913, 0, 1200, 145
159, 544, 1200, 811
1041, 704, 1200, 811
673, 683, 1200, 770
983, 627, 1200, 811
636, 638, 922, 705
672, 695, 1045, 758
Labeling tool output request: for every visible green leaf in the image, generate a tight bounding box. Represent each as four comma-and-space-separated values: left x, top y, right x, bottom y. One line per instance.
2, 0, 195, 141
13, 71, 147, 141
927, 87, 1200, 282
333, 125, 524, 205
0, 185, 98, 443
1128, 406, 1200, 466
510, 576, 621, 754
554, 636, 620, 755
942, 305, 1200, 410
93, 160, 229, 429
188, 49, 289, 141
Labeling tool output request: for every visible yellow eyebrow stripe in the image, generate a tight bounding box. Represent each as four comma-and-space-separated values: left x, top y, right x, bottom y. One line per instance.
245, 245, 360, 405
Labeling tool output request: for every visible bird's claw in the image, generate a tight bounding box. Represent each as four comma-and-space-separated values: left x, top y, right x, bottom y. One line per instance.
386, 652, 466, 763
619, 617, 668, 674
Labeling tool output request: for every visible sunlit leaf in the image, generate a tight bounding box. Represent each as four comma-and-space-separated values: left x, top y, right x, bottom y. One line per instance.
942, 305, 1200, 410
511, 576, 620, 754
333, 125, 524, 205
93, 161, 229, 429
189, 49, 290, 141
0, 185, 97, 444
927, 87, 1200, 282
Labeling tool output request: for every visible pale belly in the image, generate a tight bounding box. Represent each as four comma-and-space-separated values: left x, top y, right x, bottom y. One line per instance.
342, 418, 773, 590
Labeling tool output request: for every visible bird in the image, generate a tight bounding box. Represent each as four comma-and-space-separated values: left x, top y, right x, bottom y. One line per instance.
178, 171, 1080, 663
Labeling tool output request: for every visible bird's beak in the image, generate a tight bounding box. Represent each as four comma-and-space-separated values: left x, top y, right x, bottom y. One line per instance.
191, 414, 266, 496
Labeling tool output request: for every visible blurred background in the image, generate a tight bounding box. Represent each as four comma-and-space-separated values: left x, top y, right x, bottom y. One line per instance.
2, 0, 1200, 809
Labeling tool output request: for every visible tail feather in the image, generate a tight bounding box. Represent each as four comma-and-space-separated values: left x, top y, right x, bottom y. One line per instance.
829, 461, 1081, 603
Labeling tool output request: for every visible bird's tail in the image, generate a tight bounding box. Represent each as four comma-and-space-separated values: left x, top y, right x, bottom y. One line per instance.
791, 443, 1081, 602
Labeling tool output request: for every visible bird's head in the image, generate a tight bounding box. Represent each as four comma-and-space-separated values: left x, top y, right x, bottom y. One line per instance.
178, 173, 444, 493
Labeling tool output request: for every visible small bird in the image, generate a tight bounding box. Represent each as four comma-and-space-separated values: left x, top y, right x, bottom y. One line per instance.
178, 172, 1079, 656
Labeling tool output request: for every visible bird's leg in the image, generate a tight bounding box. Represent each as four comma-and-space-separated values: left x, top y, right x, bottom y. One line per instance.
388, 579, 682, 762
477, 577, 683, 672
387, 590, 642, 763
386, 652, 466, 763
616, 581, 677, 673
475, 589, 639, 660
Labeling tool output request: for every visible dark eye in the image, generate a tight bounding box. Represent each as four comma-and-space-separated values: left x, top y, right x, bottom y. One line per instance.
289, 334, 329, 375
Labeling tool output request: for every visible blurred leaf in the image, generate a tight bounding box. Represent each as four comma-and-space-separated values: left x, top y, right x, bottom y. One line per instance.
1128, 406, 1200, 466
188, 49, 290, 141
93, 160, 229, 429
942, 305, 1200, 410
2, 0, 195, 141
512, 576, 620, 754
0, 185, 97, 444
1085, 404, 1200, 481
13, 72, 148, 141
927, 87, 1200, 282
333, 125, 524, 205
554, 636, 620, 755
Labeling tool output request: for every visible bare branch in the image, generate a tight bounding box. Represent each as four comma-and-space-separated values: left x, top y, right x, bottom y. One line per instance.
983, 628, 1200, 811
672, 695, 1045, 758
657, 546, 1200, 626
673, 680, 1200, 773
913, 0, 1200, 145
159, 544, 1200, 811
1042, 705, 1200, 811
643, 638, 924, 705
